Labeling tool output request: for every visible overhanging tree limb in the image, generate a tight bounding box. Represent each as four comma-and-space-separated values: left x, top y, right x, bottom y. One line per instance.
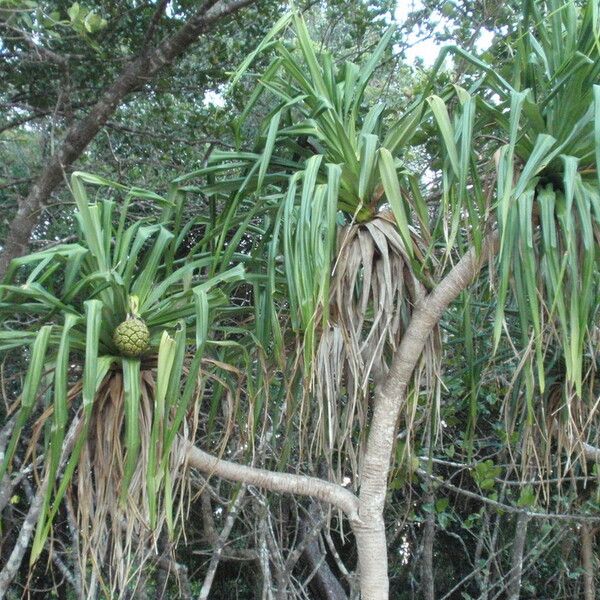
184, 443, 361, 522
0, 0, 257, 278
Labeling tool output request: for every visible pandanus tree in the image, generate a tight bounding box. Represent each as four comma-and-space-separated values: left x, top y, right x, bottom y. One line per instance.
177, 12, 442, 477
0, 173, 245, 596
1, 1, 599, 598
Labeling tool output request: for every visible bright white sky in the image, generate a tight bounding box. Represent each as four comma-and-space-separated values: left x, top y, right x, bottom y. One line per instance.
395, 0, 494, 66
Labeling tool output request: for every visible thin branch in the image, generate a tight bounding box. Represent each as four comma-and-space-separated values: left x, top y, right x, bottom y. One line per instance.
154, 553, 192, 600
144, 0, 171, 46
0, 454, 45, 514
0, 177, 35, 191
416, 468, 600, 522
0, 23, 68, 66
0, 111, 53, 135
104, 121, 236, 148
285, 505, 327, 571
582, 441, 600, 462
0, 101, 95, 135
0, 416, 81, 595
505, 512, 530, 600
420, 455, 596, 486
196, 484, 247, 600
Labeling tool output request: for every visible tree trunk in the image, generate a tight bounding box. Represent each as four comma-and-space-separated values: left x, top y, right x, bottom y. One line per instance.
581, 524, 596, 600
298, 501, 348, 600
0, 0, 257, 278
356, 232, 499, 599
186, 233, 499, 600
505, 512, 530, 600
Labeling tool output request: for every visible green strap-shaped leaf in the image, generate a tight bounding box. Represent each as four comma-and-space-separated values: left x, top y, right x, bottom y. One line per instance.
121, 224, 161, 286
497, 90, 526, 233
50, 314, 79, 474
427, 95, 460, 176
358, 134, 378, 202
33, 302, 111, 559
30, 313, 78, 563
121, 357, 141, 502
593, 85, 600, 188
293, 13, 328, 98
352, 25, 395, 118
72, 171, 168, 203
229, 12, 292, 89
384, 104, 424, 154
82, 300, 103, 411
378, 148, 414, 259
71, 174, 108, 271
147, 330, 177, 528
0, 325, 53, 481
193, 288, 209, 355
321, 163, 341, 327
132, 227, 175, 305
144, 256, 213, 308
257, 111, 282, 192
163, 322, 186, 428
513, 134, 557, 198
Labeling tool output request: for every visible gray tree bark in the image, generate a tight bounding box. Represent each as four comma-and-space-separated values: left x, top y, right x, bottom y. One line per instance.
355, 232, 499, 600
505, 512, 530, 600
185, 443, 361, 522
581, 524, 596, 600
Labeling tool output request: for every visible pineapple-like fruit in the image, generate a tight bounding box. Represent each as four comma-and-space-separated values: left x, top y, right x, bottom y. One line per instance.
113, 318, 150, 357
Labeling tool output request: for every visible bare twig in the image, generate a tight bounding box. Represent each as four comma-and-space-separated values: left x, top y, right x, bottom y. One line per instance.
196, 484, 247, 600
416, 468, 600, 522
144, 0, 171, 46
0, 416, 81, 596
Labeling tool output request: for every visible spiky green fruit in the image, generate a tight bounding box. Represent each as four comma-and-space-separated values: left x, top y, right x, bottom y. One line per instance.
113, 318, 150, 357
